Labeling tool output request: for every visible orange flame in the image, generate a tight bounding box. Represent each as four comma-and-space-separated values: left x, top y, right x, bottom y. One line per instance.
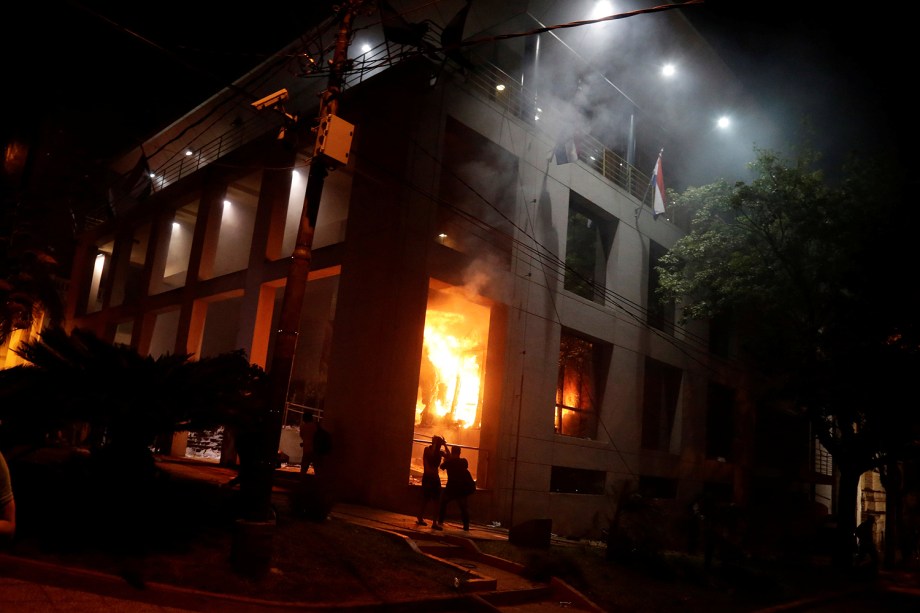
416, 293, 489, 429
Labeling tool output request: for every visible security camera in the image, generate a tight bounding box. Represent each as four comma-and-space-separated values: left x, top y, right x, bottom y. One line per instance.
251, 88, 290, 111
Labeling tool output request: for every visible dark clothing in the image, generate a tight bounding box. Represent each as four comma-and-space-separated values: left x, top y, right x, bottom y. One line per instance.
417, 441, 447, 525
443, 455, 475, 498
421, 443, 445, 500
855, 518, 879, 565
421, 474, 441, 500
438, 453, 475, 530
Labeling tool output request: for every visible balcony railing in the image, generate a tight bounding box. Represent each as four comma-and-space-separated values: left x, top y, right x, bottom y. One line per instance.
149, 115, 278, 194
87, 33, 655, 231
455, 59, 652, 202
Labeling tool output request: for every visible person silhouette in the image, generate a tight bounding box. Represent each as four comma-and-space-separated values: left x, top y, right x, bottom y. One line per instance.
416, 435, 447, 527
434, 445, 475, 531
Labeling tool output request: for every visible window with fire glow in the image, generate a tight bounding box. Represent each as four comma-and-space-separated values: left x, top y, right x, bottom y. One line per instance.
555, 331, 601, 439
410, 286, 489, 486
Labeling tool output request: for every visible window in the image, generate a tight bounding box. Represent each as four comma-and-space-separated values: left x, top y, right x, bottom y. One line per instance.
647, 241, 675, 334
113, 320, 133, 346
550, 466, 606, 495
814, 439, 833, 477
564, 192, 617, 304
148, 308, 181, 358
205, 171, 261, 279
151, 199, 199, 294
279, 161, 351, 258
197, 295, 244, 358
555, 330, 608, 439
435, 117, 516, 265
706, 383, 735, 461
84, 238, 114, 314
641, 357, 682, 452
410, 283, 490, 488
110, 223, 150, 307
638, 476, 677, 499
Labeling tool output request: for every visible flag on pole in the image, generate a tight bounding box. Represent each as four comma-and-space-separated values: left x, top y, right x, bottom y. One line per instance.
650, 150, 666, 219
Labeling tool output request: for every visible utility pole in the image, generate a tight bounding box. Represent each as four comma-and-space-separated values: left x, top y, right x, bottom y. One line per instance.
234, 0, 359, 577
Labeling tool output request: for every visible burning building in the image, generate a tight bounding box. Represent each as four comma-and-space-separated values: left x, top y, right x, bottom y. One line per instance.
60, 2, 824, 543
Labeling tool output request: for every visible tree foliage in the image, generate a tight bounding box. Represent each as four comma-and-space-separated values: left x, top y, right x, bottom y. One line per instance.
0, 327, 268, 457
655, 146, 918, 543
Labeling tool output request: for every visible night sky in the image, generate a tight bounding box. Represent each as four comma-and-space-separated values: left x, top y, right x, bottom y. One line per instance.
2, 1, 912, 190
682, 1, 911, 181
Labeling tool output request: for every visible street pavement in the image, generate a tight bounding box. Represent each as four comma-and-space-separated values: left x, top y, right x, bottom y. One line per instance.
2, 457, 920, 612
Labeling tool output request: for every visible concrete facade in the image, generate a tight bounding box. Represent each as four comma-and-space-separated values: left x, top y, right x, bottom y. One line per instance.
63, 2, 765, 543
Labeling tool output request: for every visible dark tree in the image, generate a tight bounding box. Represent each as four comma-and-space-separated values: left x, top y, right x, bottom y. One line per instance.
656, 147, 919, 565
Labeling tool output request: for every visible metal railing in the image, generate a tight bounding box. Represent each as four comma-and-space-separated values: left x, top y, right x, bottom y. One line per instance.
455, 59, 652, 202
149, 116, 277, 193
284, 401, 323, 427
89, 33, 653, 229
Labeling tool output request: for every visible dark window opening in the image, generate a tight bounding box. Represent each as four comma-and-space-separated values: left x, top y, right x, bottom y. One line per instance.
638, 476, 678, 499
551, 466, 606, 495
641, 357, 682, 452
564, 192, 617, 304
436, 117, 516, 266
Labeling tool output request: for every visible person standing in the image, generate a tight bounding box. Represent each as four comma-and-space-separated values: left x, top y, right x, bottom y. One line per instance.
0, 450, 15, 541
416, 435, 447, 527
435, 445, 475, 531
855, 515, 879, 567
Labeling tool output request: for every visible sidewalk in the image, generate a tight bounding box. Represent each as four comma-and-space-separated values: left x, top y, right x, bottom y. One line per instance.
3, 455, 920, 612
0, 456, 600, 612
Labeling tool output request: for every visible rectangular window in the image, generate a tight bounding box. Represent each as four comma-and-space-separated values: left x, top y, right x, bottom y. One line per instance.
151, 199, 199, 295
110, 223, 151, 308
814, 440, 833, 477
638, 476, 678, 499
435, 117, 516, 266
83, 236, 115, 314
197, 295, 244, 358
706, 383, 735, 461
206, 171, 261, 279
564, 192, 617, 304
647, 241, 675, 334
113, 320, 134, 346
641, 357, 682, 452
550, 466, 606, 495
410, 282, 490, 487
555, 330, 608, 439
148, 308, 181, 358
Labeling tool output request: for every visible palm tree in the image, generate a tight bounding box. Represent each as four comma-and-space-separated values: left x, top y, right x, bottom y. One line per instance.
0, 327, 267, 476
